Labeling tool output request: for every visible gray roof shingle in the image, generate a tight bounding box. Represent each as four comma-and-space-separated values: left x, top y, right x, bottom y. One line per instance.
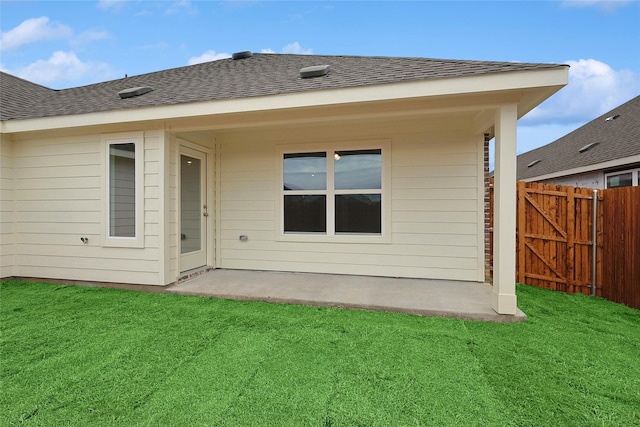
517, 95, 640, 180
0, 72, 55, 121
1, 53, 566, 122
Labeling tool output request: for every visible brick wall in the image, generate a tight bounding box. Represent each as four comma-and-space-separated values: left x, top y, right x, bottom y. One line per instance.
484, 134, 492, 283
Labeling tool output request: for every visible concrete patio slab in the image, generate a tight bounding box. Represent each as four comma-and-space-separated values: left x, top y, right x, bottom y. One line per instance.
166, 269, 526, 323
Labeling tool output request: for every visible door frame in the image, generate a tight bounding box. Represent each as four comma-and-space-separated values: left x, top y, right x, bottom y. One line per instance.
178, 140, 215, 273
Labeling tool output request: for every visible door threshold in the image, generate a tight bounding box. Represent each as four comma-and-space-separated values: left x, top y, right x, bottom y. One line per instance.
178, 266, 215, 284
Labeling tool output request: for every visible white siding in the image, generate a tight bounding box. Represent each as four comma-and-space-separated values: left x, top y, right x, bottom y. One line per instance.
540, 170, 604, 189
8, 131, 166, 285
216, 119, 484, 281
0, 134, 15, 278
167, 136, 179, 279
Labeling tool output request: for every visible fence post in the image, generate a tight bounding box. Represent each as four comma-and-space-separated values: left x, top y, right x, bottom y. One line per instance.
592, 189, 598, 296
517, 181, 526, 284
567, 189, 575, 293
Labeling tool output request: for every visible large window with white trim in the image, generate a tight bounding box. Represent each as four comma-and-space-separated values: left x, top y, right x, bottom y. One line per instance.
103, 132, 144, 247
281, 142, 388, 239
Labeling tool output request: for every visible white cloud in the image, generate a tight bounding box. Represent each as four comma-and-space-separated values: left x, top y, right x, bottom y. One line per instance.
561, 0, 632, 12
260, 42, 313, 55
73, 30, 111, 46
11, 51, 112, 87
0, 17, 72, 52
282, 42, 313, 55
521, 59, 639, 126
187, 50, 231, 65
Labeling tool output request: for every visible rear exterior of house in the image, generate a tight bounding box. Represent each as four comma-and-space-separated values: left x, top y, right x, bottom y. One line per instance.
0, 53, 568, 314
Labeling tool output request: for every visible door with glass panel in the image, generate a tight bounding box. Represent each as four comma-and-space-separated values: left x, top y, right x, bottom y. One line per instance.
180, 146, 208, 272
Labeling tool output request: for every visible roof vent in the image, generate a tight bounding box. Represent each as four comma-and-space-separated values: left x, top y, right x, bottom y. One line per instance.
605, 114, 620, 121
118, 86, 153, 99
527, 159, 542, 168
578, 142, 599, 153
232, 51, 253, 60
300, 64, 330, 79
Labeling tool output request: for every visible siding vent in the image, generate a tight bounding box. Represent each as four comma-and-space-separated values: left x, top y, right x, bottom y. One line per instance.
118, 86, 153, 99
527, 159, 542, 168
578, 142, 599, 153
300, 65, 330, 78
232, 51, 253, 60
605, 114, 620, 121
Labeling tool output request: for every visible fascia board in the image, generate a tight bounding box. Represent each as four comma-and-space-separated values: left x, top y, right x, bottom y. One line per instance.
521, 154, 640, 182
1, 67, 568, 134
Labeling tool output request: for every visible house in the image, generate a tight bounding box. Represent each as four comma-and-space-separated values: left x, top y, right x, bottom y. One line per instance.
517, 95, 640, 188
0, 53, 568, 315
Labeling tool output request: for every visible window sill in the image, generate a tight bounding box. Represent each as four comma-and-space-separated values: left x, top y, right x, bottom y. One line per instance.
277, 233, 390, 244
102, 237, 145, 248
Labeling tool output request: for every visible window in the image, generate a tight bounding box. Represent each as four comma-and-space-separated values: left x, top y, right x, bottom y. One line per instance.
280, 142, 388, 241
109, 143, 136, 237
605, 168, 640, 189
103, 133, 144, 247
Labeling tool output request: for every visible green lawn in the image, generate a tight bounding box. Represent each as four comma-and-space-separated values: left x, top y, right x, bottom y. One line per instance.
1, 280, 639, 426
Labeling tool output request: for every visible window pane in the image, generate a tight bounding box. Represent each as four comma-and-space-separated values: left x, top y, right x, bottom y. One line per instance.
335, 149, 381, 190
284, 152, 326, 190
180, 155, 201, 254
284, 195, 326, 233
607, 172, 633, 188
109, 143, 136, 237
335, 194, 381, 234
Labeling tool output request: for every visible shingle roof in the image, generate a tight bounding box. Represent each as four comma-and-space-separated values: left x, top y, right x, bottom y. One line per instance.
0, 73, 55, 121
1, 53, 565, 122
517, 95, 640, 180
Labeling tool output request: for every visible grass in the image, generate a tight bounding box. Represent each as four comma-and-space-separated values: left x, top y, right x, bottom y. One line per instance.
1, 280, 639, 426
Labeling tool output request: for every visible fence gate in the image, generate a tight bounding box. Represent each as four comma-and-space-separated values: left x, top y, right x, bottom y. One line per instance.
487, 181, 601, 294
490, 180, 638, 310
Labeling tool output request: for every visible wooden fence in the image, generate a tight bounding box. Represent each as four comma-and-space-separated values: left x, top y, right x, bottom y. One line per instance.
600, 186, 640, 310
489, 180, 639, 310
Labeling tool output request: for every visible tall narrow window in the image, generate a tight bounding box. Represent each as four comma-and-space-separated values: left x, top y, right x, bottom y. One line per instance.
103, 132, 144, 247
109, 143, 136, 237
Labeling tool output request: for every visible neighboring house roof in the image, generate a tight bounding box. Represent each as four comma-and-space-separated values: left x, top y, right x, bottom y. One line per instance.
1, 53, 565, 122
517, 95, 640, 180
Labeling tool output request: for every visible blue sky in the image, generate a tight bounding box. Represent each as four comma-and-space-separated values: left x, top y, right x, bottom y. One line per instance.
1, 0, 639, 156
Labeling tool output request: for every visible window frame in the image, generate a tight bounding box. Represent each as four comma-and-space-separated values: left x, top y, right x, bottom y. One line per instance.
605, 167, 640, 189
277, 139, 391, 244
102, 132, 145, 248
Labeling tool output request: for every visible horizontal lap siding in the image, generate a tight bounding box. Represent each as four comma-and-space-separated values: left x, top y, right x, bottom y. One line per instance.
218, 124, 482, 281
391, 134, 480, 280
10, 133, 163, 285
0, 136, 15, 277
